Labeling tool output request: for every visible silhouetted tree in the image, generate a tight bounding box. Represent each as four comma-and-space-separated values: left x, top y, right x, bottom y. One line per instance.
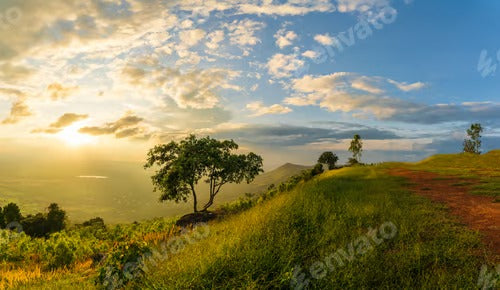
145, 135, 264, 213
318, 152, 339, 170
3, 203, 22, 225
46, 203, 66, 233
463, 123, 483, 154
348, 134, 363, 163
21, 213, 48, 238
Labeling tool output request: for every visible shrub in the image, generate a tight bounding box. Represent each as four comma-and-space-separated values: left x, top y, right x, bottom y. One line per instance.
97, 241, 152, 288
46, 239, 77, 269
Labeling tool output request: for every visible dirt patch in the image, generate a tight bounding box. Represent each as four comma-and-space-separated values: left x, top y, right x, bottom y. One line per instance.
389, 168, 500, 260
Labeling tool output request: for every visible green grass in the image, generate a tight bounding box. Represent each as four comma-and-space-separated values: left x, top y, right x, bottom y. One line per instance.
10, 153, 500, 288
132, 166, 493, 289
385, 150, 500, 198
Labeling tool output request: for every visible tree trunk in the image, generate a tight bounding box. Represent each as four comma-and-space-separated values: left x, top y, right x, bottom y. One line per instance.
191, 184, 198, 213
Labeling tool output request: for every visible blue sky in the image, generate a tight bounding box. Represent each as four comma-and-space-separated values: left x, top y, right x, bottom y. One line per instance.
0, 0, 499, 168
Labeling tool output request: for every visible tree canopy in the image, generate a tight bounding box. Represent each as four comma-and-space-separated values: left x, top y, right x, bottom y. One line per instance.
463, 123, 483, 154
348, 134, 363, 163
317, 152, 339, 170
145, 135, 264, 213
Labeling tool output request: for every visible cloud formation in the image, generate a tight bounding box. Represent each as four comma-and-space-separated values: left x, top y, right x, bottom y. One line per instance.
274, 29, 298, 49
79, 112, 147, 139
246, 101, 292, 116
286, 72, 500, 124
31, 113, 89, 134
267, 53, 305, 78
121, 64, 240, 109
46, 83, 79, 101
1, 98, 32, 125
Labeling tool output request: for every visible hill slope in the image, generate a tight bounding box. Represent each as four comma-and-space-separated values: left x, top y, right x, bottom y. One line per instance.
6, 152, 499, 289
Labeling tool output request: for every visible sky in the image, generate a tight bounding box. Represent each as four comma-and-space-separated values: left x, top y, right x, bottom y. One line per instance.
0, 0, 499, 169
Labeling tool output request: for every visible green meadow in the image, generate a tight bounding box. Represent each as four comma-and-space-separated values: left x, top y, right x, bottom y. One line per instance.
4, 151, 499, 289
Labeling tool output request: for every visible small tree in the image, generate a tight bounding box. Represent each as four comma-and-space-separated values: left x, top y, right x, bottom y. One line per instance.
145, 135, 264, 213
348, 134, 363, 163
46, 203, 66, 233
463, 123, 483, 154
317, 152, 339, 170
3, 203, 22, 225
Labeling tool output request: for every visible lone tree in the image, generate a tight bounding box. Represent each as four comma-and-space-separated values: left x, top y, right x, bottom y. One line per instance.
145, 135, 264, 213
348, 134, 363, 163
463, 123, 483, 154
318, 152, 339, 170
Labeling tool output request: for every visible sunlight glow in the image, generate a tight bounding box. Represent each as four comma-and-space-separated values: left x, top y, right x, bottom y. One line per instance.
57, 124, 96, 146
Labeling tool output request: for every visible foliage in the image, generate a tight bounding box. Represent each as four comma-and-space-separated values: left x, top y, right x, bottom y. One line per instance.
463, 123, 483, 154
21, 213, 48, 238
317, 152, 339, 170
46, 203, 66, 233
82, 217, 106, 229
145, 135, 264, 213
347, 157, 360, 166
3, 203, 22, 225
348, 134, 363, 162
97, 241, 151, 289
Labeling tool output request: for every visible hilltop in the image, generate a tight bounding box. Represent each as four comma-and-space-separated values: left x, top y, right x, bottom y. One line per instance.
1, 151, 499, 289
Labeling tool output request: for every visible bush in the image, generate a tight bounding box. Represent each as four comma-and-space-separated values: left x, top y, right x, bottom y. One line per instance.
46, 239, 77, 269
97, 241, 151, 288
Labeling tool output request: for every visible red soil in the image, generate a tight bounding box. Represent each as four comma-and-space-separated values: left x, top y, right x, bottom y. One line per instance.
389, 168, 500, 260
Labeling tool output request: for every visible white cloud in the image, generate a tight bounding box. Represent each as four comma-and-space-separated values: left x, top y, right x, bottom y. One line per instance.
287, 73, 411, 118
267, 53, 305, 78
180, 19, 194, 29
336, 0, 390, 13
314, 34, 334, 45
302, 50, 319, 59
206, 30, 225, 50
238, 0, 335, 16
388, 79, 426, 91
178, 28, 206, 48
225, 19, 265, 54
351, 77, 384, 94
274, 29, 298, 49
246, 101, 292, 116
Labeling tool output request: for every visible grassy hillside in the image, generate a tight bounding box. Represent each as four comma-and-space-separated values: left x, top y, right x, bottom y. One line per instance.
386, 150, 500, 198
0, 158, 308, 223
9, 152, 499, 289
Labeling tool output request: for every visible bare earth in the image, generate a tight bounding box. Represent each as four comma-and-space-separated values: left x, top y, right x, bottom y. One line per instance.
389, 168, 500, 261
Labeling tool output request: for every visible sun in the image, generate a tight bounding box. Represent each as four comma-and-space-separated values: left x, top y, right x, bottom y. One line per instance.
57, 124, 96, 146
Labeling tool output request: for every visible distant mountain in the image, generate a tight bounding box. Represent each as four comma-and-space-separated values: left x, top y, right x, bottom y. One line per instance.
196, 163, 312, 206
250, 163, 313, 189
